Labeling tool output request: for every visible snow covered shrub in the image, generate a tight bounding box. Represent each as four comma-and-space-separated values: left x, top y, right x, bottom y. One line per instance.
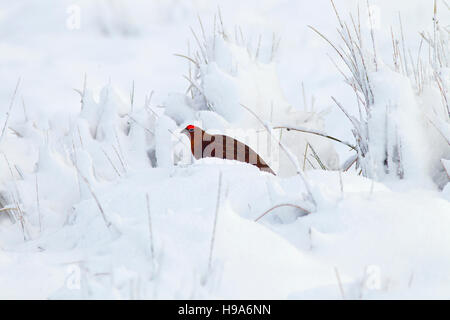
73, 81, 160, 176
312, 0, 449, 186
165, 14, 339, 176
0, 79, 159, 241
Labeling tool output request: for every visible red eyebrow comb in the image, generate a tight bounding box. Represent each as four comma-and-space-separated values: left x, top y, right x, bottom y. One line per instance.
186, 125, 195, 130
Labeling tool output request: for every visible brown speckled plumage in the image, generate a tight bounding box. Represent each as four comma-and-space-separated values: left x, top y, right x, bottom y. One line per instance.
181, 125, 275, 175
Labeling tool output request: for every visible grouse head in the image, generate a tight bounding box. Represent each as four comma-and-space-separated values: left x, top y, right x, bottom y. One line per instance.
181, 124, 203, 138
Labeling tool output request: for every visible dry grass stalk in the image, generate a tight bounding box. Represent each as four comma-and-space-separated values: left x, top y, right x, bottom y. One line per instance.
35, 173, 42, 233
308, 142, 328, 170
0, 207, 19, 213
75, 166, 112, 230
303, 142, 310, 170
0, 78, 21, 143
101, 148, 121, 177
367, 0, 378, 71
240, 103, 316, 207
21, 97, 28, 122
127, 114, 155, 136
208, 171, 222, 274
146, 193, 155, 273
130, 80, 135, 113
338, 169, 344, 196
408, 271, 414, 288
208, 171, 222, 273
334, 267, 346, 299
113, 129, 128, 173
2, 152, 28, 240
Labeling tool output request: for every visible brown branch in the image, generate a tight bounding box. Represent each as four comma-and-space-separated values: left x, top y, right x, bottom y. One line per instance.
272, 125, 357, 150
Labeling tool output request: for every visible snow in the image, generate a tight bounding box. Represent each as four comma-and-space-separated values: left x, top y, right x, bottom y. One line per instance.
368, 68, 432, 182
0, 0, 449, 300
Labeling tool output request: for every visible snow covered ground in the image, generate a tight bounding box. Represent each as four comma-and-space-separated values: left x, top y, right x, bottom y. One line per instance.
0, 0, 449, 299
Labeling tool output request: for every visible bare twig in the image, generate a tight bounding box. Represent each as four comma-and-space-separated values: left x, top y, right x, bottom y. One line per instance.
254, 203, 310, 222
272, 125, 357, 150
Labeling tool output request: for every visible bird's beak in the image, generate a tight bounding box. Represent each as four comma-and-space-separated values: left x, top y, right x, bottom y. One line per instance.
180, 128, 189, 136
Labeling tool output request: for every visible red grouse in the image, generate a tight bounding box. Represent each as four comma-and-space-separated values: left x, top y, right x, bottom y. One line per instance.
181, 125, 275, 175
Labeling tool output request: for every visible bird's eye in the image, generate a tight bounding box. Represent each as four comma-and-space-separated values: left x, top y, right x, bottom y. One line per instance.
188, 128, 194, 132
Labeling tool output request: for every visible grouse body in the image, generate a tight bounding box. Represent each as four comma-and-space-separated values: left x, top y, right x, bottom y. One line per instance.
181, 125, 275, 175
